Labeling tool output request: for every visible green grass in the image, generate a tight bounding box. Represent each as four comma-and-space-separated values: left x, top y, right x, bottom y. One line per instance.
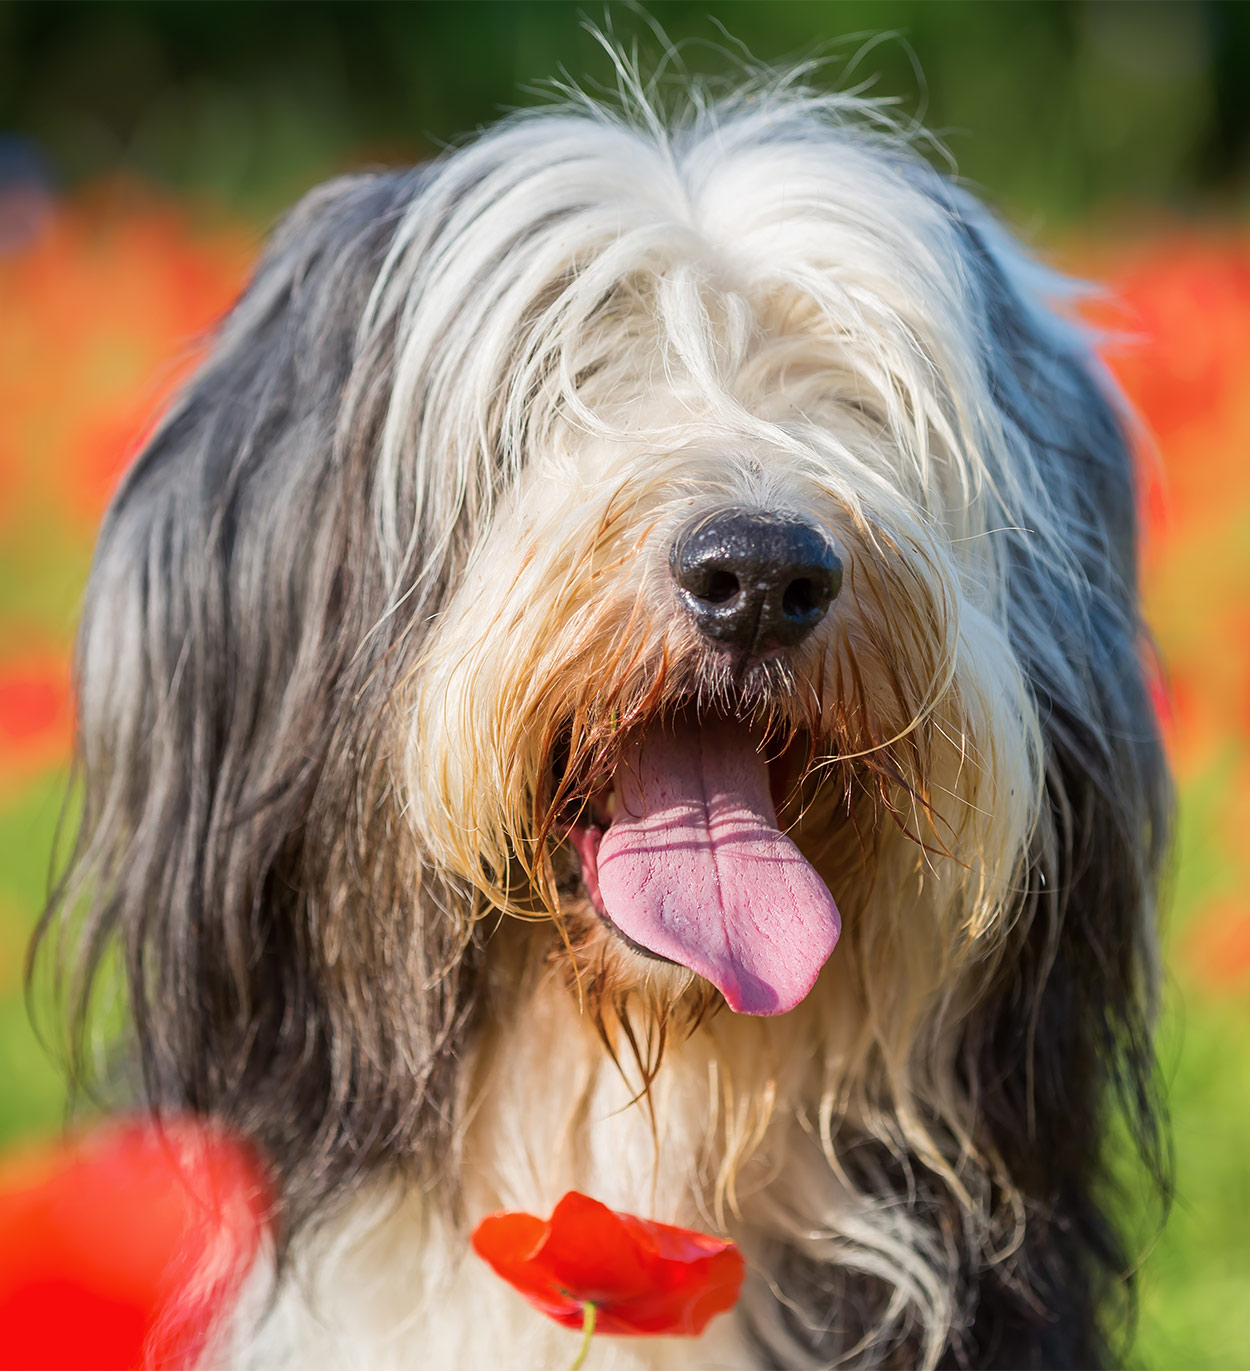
0, 772, 72, 1146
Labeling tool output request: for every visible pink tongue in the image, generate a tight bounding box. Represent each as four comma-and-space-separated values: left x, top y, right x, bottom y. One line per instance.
595, 718, 840, 1015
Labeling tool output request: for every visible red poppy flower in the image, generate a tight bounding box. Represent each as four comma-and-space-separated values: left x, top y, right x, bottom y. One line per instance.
0, 1119, 268, 1370
472, 1191, 744, 1338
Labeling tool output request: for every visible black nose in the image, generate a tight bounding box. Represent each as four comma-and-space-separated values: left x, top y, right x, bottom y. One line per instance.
670, 508, 842, 653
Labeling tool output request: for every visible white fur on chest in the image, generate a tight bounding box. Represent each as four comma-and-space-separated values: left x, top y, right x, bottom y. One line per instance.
223, 982, 773, 1370
228, 1199, 755, 1371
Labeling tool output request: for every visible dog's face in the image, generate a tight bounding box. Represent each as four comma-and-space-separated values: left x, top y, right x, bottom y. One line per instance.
392, 111, 1042, 1044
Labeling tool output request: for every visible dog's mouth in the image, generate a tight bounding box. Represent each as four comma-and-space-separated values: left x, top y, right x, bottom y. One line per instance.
562, 710, 841, 1016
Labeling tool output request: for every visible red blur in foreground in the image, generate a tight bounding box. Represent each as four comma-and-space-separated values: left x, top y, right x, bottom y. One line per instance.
0, 1120, 266, 1370
472, 1191, 744, 1337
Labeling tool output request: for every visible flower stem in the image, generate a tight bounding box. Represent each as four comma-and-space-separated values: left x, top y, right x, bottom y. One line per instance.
568, 1301, 597, 1371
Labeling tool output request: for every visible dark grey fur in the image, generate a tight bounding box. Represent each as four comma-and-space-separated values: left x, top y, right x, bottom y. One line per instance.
37, 171, 486, 1238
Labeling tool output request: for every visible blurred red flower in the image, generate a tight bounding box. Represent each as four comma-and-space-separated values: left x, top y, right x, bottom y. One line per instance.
1179, 897, 1250, 995
0, 649, 73, 796
0, 180, 252, 528
0, 1120, 267, 1371
1093, 236, 1250, 569
1080, 234, 1250, 783
1102, 237, 1250, 445
472, 1190, 744, 1338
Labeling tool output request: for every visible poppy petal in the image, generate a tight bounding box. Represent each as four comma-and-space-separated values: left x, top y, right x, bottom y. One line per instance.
538, 1192, 654, 1301
472, 1210, 584, 1322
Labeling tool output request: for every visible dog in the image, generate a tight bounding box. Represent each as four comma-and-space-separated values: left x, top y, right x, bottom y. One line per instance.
41, 68, 1170, 1370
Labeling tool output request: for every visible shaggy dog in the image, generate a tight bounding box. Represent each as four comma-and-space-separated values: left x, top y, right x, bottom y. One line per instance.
42, 71, 1170, 1370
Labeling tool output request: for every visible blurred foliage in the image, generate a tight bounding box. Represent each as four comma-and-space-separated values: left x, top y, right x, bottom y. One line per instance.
1, 0, 1249, 225
2, 2, 1250, 1366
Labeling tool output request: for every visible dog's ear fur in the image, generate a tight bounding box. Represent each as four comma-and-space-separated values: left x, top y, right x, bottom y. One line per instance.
946, 211, 1171, 1367
36, 171, 482, 1238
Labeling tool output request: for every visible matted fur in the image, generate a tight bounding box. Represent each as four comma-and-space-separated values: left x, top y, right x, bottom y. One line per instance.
37, 65, 1169, 1371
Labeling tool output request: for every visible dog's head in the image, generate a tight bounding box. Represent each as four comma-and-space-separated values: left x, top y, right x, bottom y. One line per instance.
394, 106, 1047, 1030
385, 97, 1056, 1051
44, 82, 1167, 1286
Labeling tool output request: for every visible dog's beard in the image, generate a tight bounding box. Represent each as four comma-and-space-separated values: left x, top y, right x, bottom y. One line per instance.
562, 705, 841, 1016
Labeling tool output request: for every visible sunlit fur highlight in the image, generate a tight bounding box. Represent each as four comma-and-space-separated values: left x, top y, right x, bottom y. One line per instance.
40, 67, 1169, 1371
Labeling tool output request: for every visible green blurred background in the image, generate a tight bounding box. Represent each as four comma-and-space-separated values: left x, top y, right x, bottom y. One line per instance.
4, 0, 1250, 223
2, 3, 1249, 1366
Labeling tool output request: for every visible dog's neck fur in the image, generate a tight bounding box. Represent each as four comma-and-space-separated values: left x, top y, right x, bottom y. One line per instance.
228, 965, 763, 1369
226, 929, 960, 1371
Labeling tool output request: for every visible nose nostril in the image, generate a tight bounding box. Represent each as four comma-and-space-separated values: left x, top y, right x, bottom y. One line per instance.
701, 570, 740, 605
782, 576, 820, 621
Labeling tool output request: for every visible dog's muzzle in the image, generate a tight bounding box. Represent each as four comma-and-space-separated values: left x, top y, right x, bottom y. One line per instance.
670, 508, 842, 654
